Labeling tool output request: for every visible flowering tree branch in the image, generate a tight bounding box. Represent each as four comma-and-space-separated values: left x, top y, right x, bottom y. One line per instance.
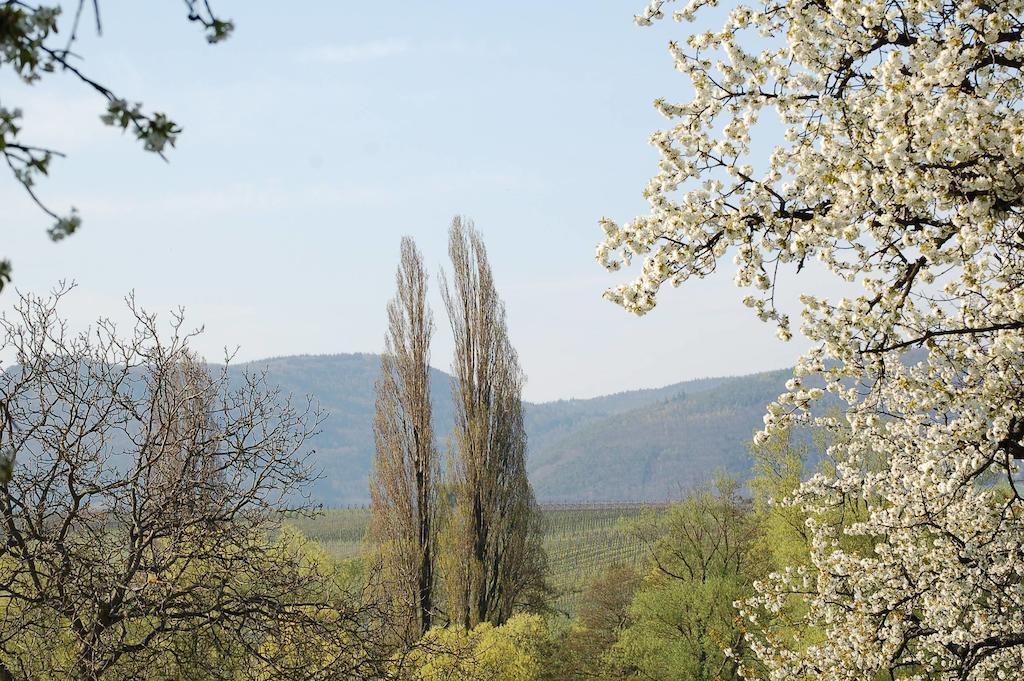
601, 0, 1024, 676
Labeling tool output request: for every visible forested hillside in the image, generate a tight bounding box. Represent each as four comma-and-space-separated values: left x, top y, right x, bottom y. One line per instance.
527, 369, 792, 500
226, 354, 456, 504
229, 354, 790, 503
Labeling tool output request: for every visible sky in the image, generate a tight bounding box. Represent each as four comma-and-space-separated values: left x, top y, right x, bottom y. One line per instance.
1, 1, 818, 402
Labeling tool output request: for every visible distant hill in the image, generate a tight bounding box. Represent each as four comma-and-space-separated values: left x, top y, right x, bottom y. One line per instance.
228, 354, 792, 504
526, 370, 792, 501
226, 354, 455, 504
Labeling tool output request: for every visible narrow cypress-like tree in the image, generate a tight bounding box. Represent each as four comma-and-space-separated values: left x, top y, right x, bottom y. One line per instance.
146, 350, 222, 522
441, 217, 547, 627
369, 237, 437, 641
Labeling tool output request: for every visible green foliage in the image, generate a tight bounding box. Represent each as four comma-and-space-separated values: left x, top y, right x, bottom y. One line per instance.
745, 421, 883, 661
609, 480, 763, 681
0, 526, 373, 680
251, 530, 374, 679
748, 427, 814, 570
613, 573, 749, 681
402, 614, 554, 681
750, 421, 878, 571
545, 564, 642, 680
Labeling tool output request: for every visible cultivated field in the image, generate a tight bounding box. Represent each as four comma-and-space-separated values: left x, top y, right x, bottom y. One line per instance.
286, 504, 661, 614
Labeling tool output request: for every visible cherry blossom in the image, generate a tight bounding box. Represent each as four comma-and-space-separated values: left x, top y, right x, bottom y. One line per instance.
600, 0, 1024, 676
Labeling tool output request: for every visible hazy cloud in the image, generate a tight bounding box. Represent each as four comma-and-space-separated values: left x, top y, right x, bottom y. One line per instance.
295, 39, 410, 65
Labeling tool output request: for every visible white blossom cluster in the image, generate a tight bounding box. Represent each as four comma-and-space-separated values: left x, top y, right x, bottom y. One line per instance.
601, 0, 1024, 676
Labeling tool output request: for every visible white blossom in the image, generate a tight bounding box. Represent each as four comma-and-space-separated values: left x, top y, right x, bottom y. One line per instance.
601, 0, 1024, 677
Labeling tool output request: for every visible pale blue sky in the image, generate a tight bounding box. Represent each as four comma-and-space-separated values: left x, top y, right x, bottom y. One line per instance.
2, 1, 814, 401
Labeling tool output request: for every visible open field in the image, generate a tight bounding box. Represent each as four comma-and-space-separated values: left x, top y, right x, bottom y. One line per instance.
286, 504, 663, 614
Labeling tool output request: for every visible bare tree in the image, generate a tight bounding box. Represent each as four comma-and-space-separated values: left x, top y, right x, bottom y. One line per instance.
144, 350, 222, 523
440, 217, 548, 628
0, 286, 384, 680
368, 237, 438, 643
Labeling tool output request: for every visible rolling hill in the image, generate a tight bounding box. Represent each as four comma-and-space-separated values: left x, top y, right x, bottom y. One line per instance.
526, 369, 792, 501
227, 354, 793, 504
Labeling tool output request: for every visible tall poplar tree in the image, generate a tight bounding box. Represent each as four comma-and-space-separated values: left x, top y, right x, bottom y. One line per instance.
369, 237, 437, 641
441, 217, 547, 628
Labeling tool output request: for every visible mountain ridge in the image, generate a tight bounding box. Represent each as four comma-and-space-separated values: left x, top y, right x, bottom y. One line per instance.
225, 353, 793, 504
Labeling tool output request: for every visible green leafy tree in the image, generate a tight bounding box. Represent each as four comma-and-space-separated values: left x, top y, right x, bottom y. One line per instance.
748, 427, 815, 571
745, 422, 886, 671
400, 614, 554, 681
612, 480, 762, 681
547, 564, 642, 680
